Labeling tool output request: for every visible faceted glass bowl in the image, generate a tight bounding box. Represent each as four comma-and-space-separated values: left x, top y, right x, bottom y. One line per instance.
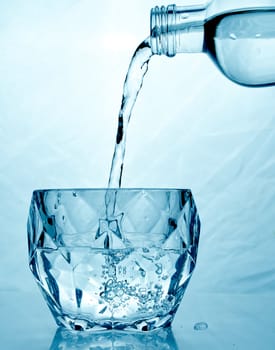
27, 188, 200, 331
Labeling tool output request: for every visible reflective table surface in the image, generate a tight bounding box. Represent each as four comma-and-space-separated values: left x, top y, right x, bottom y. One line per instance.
1, 287, 275, 350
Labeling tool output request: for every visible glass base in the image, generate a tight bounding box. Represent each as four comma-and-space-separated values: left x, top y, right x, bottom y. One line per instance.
49, 325, 179, 350
54, 313, 174, 332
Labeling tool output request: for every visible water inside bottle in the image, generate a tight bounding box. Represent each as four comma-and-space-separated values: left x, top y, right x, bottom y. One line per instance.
205, 10, 275, 86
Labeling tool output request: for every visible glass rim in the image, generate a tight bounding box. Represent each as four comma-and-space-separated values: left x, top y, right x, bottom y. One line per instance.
32, 187, 193, 194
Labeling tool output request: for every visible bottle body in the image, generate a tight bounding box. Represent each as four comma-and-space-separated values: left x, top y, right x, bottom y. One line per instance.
150, 4, 275, 86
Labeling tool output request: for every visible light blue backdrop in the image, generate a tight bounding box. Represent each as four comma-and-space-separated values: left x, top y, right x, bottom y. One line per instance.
0, 0, 275, 348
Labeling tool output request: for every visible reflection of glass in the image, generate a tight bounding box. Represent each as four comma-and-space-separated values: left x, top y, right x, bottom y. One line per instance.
49, 326, 179, 350
28, 188, 200, 331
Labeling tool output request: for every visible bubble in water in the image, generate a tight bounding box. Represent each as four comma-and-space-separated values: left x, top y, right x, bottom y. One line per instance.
154, 283, 162, 290
106, 290, 115, 300
135, 261, 146, 277
127, 286, 136, 296
99, 306, 107, 314
118, 266, 127, 275
139, 268, 146, 277
194, 322, 208, 331
155, 263, 163, 275
106, 279, 114, 289
139, 288, 147, 298
108, 264, 116, 277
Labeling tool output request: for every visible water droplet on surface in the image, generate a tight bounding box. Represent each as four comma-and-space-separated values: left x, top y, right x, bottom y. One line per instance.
229, 33, 237, 40
194, 322, 208, 331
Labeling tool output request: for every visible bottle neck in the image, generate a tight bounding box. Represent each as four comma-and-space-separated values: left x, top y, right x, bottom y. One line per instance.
150, 4, 207, 56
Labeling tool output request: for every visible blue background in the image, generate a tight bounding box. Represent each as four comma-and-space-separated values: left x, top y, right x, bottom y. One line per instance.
0, 0, 275, 348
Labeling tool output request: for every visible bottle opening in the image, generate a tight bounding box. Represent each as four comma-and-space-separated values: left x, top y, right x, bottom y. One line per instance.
150, 4, 206, 56
150, 5, 177, 57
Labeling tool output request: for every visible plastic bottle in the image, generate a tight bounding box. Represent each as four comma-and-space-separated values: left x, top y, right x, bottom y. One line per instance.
150, 3, 275, 86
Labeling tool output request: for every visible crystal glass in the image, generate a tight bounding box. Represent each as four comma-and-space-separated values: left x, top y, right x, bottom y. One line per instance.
27, 188, 200, 331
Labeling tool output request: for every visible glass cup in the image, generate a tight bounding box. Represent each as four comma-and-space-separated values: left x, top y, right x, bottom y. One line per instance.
27, 188, 200, 332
